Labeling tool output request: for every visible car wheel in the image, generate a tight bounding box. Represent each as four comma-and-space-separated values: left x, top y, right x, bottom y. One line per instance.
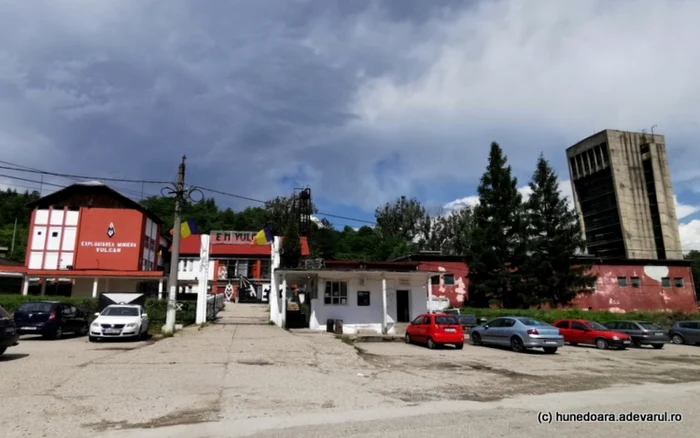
569, 342, 578, 346
671, 334, 685, 344
595, 338, 609, 350
632, 339, 642, 348
471, 332, 482, 346
0, 347, 6, 356
427, 338, 436, 349
510, 336, 525, 353
455, 343, 464, 350
652, 344, 664, 350
404, 333, 411, 344
53, 326, 63, 340
543, 347, 557, 354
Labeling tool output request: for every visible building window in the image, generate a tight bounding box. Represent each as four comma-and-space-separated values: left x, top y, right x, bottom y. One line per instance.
443, 274, 455, 285
430, 276, 439, 285
617, 277, 627, 287
324, 281, 347, 305
674, 277, 685, 288
662, 277, 671, 288
357, 291, 370, 306
51, 231, 59, 237
630, 277, 640, 288
260, 259, 272, 279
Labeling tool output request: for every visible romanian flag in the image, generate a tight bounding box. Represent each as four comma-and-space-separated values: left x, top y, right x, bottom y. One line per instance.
170, 218, 198, 239
251, 227, 273, 245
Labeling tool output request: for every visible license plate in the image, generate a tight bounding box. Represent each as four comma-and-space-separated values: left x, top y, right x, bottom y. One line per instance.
624, 340, 630, 344
5, 327, 15, 333
444, 328, 456, 332
104, 329, 120, 334
545, 340, 558, 344
22, 326, 37, 330
655, 332, 663, 336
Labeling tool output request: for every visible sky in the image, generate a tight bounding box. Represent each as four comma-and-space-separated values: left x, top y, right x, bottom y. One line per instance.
1, 0, 700, 250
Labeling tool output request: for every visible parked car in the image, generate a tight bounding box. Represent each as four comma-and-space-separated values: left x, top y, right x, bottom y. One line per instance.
553, 319, 630, 350
604, 320, 668, 349
470, 316, 564, 354
0, 305, 20, 356
13, 301, 89, 339
89, 304, 149, 342
405, 313, 464, 349
667, 321, 700, 345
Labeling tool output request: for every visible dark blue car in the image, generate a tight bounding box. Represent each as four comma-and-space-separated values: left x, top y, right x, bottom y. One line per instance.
0, 305, 19, 355
13, 301, 89, 339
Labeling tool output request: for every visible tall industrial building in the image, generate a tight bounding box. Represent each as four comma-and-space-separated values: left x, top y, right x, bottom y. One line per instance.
567, 129, 682, 260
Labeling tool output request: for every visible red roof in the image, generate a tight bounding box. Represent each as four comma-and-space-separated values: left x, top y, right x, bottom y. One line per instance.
176, 234, 310, 257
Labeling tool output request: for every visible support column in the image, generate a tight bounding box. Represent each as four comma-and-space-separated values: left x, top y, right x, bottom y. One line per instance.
40, 279, 47, 296
92, 277, 99, 298
158, 278, 164, 300
427, 275, 433, 313
381, 277, 388, 335
21, 276, 29, 296
105, 278, 110, 293
280, 275, 287, 329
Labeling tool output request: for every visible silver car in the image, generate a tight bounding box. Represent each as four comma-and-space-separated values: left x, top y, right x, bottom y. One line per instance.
470, 316, 564, 354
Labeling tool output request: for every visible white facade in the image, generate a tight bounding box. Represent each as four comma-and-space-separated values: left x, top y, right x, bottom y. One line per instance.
28, 208, 80, 270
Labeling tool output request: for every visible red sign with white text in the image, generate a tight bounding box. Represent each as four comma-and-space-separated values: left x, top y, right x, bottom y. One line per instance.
74, 208, 144, 271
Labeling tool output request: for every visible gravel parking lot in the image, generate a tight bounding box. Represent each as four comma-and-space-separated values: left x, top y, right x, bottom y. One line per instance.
3, 305, 700, 437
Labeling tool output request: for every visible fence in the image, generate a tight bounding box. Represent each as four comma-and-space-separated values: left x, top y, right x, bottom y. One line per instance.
206, 293, 226, 320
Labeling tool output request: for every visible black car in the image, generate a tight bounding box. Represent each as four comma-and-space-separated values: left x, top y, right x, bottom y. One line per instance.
605, 320, 668, 349
13, 301, 89, 339
0, 305, 20, 356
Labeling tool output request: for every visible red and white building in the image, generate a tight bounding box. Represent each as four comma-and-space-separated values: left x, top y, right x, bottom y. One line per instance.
0, 182, 169, 297
394, 253, 698, 313
176, 231, 310, 300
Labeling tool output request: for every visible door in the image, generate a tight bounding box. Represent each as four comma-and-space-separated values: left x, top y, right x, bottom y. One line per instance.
494, 318, 516, 346
60, 304, 76, 333
554, 320, 570, 342
481, 318, 503, 344
691, 323, 700, 343
570, 321, 588, 344
396, 290, 410, 323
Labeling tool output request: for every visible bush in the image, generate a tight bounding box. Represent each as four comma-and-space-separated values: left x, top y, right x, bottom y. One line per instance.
456, 307, 700, 328
0, 294, 98, 317
144, 298, 196, 327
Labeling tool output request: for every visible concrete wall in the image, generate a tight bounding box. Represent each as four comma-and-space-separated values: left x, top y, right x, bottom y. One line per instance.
570, 264, 697, 313
308, 276, 427, 335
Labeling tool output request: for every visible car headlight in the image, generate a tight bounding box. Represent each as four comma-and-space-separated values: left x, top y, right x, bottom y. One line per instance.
91, 322, 100, 328
126, 323, 138, 328
612, 336, 620, 340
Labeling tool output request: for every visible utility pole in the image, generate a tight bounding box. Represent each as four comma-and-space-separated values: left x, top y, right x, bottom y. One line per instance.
160, 156, 203, 334
10, 218, 17, 256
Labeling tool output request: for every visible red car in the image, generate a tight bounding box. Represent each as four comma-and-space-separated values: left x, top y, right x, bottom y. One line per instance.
405, 313, 464, 349
553, 319, 631, 350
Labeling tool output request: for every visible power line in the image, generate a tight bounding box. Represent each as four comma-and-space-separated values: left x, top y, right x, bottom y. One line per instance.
0, 164, 172, 185
0, 173, 149, 201
196, 186, 377, 225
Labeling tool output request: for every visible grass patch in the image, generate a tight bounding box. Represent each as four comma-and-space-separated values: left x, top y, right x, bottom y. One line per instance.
336, 334, 354, 346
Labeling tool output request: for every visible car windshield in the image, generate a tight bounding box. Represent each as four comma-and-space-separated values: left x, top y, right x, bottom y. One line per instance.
639, 322, 662, 330
518, 318, 548, 326
101, 306, 139, 317
17, 302, 54, 313
587, 321, 608, 331
0, 305, 10, 319
435, 316, 458, 325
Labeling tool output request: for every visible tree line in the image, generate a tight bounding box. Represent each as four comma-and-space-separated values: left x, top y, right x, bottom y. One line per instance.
1, 142, 699, 307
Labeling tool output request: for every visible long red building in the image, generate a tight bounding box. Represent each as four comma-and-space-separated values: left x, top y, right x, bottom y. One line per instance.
394, 253, 698, 313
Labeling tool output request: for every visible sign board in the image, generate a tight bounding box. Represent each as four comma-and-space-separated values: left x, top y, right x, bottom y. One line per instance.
75, 208, 143, 270
398, 278, 411, 287
211, 231, 258, 244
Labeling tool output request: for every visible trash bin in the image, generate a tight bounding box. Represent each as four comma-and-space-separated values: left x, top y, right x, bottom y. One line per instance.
334, 319, 343, 335
326, 319, 335, 333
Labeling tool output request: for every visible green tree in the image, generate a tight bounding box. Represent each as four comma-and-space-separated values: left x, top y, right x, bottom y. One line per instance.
466, 142, 529, 308
280, 220, 302, 268
524, 154, 597, 307
0, 189, 40, 262
375, 196, 426, 242
416, 207, 472, 256
684, 250, 700, 300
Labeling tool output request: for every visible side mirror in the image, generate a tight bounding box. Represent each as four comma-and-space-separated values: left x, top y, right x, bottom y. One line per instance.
94, 312, 100, 318
142, 313, 148, 318
483, 324, 489, 329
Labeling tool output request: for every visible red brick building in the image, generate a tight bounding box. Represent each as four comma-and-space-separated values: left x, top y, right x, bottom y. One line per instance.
394, 253, 697, 313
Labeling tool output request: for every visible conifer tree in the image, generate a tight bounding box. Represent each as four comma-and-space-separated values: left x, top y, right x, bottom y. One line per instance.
466, 142, 529, 308
524, 154, 596, 307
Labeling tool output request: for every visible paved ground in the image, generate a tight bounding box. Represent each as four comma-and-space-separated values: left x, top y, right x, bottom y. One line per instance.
2, 304, 700, 437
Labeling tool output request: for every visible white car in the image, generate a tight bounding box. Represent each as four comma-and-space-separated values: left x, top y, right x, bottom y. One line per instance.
89, 304, 149, 342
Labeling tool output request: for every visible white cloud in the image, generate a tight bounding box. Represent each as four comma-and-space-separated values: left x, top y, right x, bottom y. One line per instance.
679, 220, 700, 252
675, 196, 700, 220
444, 179, 574, 211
